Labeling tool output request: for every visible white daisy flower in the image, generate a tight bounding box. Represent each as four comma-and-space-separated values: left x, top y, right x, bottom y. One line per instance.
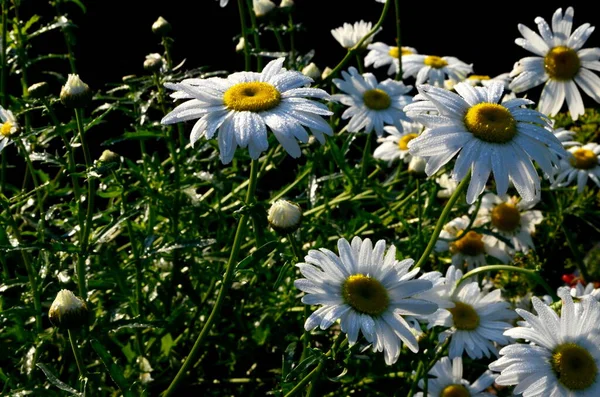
364, 42, 418, 76
161, 57, 333, 164
435, 215, 511, 270
426, 269, 517, 359
331, 20, 378, 49
216, 0, 228, 6
490, 288, 600, 396
294, 236, 438, 365
473, 193, 544, 255
415, 356, 497, 397
552, 142, 600, 193
569, 281, 600, 301
436, 173, 459, 199
553, 127, 580, 149
405, 81, 567, 204
403, 54, 473, 88
373, 120, 423, 165
0, 106, 18, 154
332, 67, 413, 136
509, 7, 600, 121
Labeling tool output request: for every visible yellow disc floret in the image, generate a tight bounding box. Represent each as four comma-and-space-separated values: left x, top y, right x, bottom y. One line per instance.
388, 47, 414, 59
545, 46, 581, 81
491, 203, 521, 232
464, 103, 517, 144
441, 384, 471, 397
551, 343, 597, 390
448, 301, 480, 331
1, 121, 13, 137
223, 82, 281, 112
424, 56, 448, 69
450, 230, 485, 256
363, 89, 391, 110
570, 148, 598, 170
342, 274, 390, 316
398, 133, 418, 150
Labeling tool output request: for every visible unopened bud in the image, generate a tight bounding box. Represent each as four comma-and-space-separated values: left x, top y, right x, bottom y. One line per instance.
60, 74, 92, 108
280, 0, 294, 7
301, 62, 321, 80
144, 53, 164, 73
235, 37, 246, 52
268, 199, 302, 234
152, 16, 171, 36
253, 0, 276, 17
321, 67, 333, 80
408, 156, 426, 177
99, 149, 119, 163
49, 289, 88, 329
27, 82, 50, 99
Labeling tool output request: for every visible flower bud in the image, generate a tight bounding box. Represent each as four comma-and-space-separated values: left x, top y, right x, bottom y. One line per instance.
321, 67, 333, 80
268, 199, 302, 234
301, 62, 321, 80
280, 0, 294, 7
49, 289, 88, 329
152, 16, 171, 36
60, 74, 92, 108
143, 53, 164, 73
99, 149, 119, 164
408, 156, 426, 177
27, 82, 50, 99
235, 37, 246, 52
253, 0, 276, 17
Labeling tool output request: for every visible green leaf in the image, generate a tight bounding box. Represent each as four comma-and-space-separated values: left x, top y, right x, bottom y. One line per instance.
102, 130, 164, 146
36, 363, 82, 396
236, 240, 279, 271
161, 333, 174, 356
64, 0, 87, 12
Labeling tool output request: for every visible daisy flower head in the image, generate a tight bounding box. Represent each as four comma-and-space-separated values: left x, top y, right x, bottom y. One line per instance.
364, 42, 418, 76
415, 356, 497, 397
0, 106, 18, 154
331, 67, 413, 136
435, 215, 511, 270
331, 20, 379, 50
403, 54, 473, 87
405, 81, 567, 204
294, 236, 438, 365
474, 193, 543, 255
553, 127, 580, 148
552, 142, 600, 193
373, 120, 423, 165
490, 288, 600, 396
161, 57, 333, 164
436, 173, 459, 199
509, 7, 600, 121
427, 274, 517, 359
569, 281, 600, 302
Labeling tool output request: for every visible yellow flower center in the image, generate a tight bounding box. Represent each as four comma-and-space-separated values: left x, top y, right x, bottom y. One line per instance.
1, 121, 13, 137
450, 230, 485, 257
448, 301, 480, 331
491, 203, 521, 232
464, 103, 517, 144
467, 75, 490, 82
388, 47, 400, 59
398, 133, 418, 151
544, 46, 581, 81
424, 56, 448, 69
551, 343, 597, 391
363, 89, 391, 110
223, 82, 281, 112
342, 274, 389, 316
441, 384, 471, 397
570, 148, 598, 170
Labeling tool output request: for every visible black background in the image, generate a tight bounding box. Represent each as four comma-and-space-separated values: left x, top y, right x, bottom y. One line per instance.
26, 0, 600, 91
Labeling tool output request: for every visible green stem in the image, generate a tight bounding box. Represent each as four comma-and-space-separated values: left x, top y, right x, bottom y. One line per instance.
53, 2, 77, 73
74, 108, 94, 300
245, 0, 263, 70
90, 339, 135, 397
393, 0, 403, 80
287, 232, 310, 363
355, 53, 364, 74
15, 140, 45, 240
416, 177, 423, 255
358, 133, 372, 187
414, 172, 469, 270
237, 0, 251, 71
1, 0, 7, 107
457, 265, 558, 301
161, 159, 260, 397
287, 14, 296, 69
161, 36, 173, 69
68, 329, 87, 379
560, 221, 591, 282
320, 0, 392, 84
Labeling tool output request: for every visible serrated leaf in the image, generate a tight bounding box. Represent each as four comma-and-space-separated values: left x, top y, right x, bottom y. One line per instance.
36, 363, 82, 396
236, 240, 278, 271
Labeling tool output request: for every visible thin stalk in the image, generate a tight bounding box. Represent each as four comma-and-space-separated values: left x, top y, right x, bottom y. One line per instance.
358, 133, 372, 186
237, 0, 251, 71
68, 329, 87, 379
416, 178, 423, 255
161, 159, 260, 397
287, 232, 310, 363
53, 1, 77, 73
74, 108, 94, 300
161, 37, 173, 69
393, 0, 403, 80
245, 0, 263, 70
561, 221, 591, 282
458, 265, 558, 301
287, 13, 296, 69
1, 0, 7, 106
355, 53, 364, 74
413, 172, 469, 270
320, 0, 392, 84
15, 140, 45, 240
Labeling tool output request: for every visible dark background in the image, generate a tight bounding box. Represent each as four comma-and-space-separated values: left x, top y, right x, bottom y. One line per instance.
27, 0, 600, 91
